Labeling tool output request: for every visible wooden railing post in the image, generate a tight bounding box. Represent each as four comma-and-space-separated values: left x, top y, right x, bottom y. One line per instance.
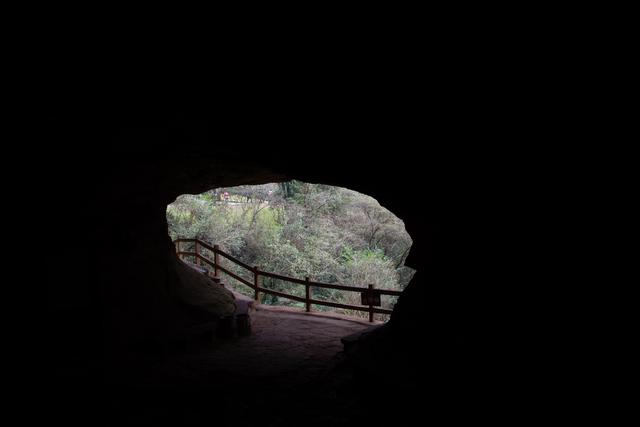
213, 244, 220, 277
254, 266, 260, 302
368, 284, 374, 322
305, 277, 311, 312
174, 237, 397, 320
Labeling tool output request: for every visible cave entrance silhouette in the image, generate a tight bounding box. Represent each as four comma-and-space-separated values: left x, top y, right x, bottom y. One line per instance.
115, 182, 419, 425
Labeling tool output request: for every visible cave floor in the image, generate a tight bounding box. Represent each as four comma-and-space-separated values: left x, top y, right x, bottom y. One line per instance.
143, 306, 372, 389
101, 307, 374, 426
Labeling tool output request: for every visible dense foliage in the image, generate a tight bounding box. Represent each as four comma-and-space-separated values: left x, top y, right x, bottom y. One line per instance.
167, 181, 413, 319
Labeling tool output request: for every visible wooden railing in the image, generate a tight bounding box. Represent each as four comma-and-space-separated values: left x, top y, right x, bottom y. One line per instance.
174, 238, 401, 322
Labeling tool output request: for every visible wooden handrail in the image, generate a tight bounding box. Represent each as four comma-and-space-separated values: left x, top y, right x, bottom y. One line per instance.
221, 257, 401, 296
174, 238, 196, 244
174, 238, 402, 321
215, 263, 256, 290
177, 251, 197, 257
257, 287, 308, 304
258, 270, 308, 286
197, 255, 255, 289
215, 249, 254, 272
307, 298, 394, 315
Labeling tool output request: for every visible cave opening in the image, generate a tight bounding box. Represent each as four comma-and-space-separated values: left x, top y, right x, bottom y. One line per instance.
167, 180, 414, 324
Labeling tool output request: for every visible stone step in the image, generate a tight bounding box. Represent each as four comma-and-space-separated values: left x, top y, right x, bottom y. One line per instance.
232, 291, 255, 313
216, 292, 255, 339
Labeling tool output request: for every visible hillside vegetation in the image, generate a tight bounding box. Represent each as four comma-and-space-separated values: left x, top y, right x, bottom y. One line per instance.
167, 181, 414, 320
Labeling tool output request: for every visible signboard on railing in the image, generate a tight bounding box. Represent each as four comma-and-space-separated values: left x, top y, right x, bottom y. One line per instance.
361, 289, 381, 306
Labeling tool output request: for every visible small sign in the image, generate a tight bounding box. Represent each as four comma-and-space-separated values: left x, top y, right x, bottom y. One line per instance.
361, 289, 381, 306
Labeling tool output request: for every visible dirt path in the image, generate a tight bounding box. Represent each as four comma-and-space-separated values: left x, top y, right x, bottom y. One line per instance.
103, 308, 372, 424
62, 308, 379, 426
137, 307, 372, 389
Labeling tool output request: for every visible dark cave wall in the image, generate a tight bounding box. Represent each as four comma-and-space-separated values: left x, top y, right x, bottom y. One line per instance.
47, 120, 478, 388
67, 148, 289, 349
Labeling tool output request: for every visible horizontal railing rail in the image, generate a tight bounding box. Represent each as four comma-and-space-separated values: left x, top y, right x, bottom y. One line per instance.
174, 238, 401, 322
